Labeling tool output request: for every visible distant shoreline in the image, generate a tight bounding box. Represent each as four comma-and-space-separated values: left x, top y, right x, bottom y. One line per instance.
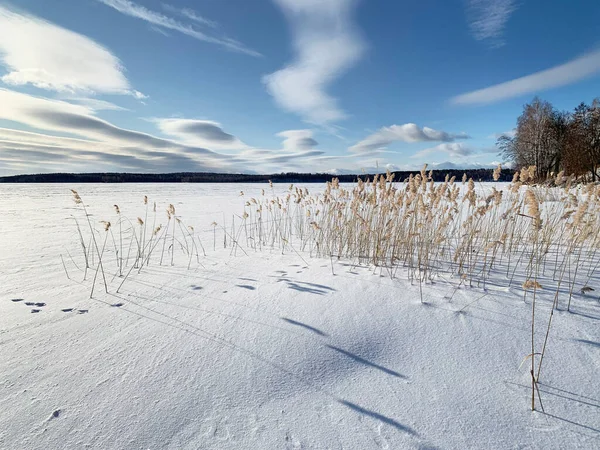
0, 169, 509, 183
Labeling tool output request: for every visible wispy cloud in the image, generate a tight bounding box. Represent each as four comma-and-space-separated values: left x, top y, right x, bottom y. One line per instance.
162, 3, 217, 29
263, 0, 365, 124
350, 123, 470, 153
451, 49, 600, 105
411, 142, 473, 159
61, 97, 128, 111
465, 0, 517, 47
0, 5, 143, 97
97, 0, 260, 56
227, 129, 325, 172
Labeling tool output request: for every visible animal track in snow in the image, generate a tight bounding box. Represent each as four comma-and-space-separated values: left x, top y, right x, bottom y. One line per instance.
24, 301, 45, 308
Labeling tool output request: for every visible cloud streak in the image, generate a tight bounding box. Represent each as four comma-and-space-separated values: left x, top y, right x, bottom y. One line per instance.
162, 4, 217, 29
350, 123, 470, 153
465, 0, 517, 47
0, 90, 341, 175
452, 49, 600, 105
0, 89, 225, 168
263, 0, 365, 124
97, 0, 260, 56
62, 97, 128, 111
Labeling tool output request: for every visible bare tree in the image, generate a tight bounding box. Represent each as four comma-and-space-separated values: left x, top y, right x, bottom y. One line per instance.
499, 96, 600, 181
567, 100, 600, 181
498, 97, 558, 178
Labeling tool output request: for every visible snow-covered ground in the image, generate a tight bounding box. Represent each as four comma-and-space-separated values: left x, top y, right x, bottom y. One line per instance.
1, 183, 598, 449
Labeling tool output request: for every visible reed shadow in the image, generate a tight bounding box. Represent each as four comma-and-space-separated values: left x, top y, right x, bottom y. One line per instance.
540, 411, 600, 434
507, 381, 600, 412
236, 284, 256, 290
568, 309, 600, 321
327, 345, 407, 379
539, 382, 600, 404
339, 400, 417, 435
575, 339, 600, 348
276, 278, 335, 295
281, 317, 328, 336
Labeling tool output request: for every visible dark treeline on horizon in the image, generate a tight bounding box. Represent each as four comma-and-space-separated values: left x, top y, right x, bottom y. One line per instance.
0, 168, 514, 184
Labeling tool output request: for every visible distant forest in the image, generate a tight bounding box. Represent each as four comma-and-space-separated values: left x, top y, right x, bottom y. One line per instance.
0, 168, 513, 184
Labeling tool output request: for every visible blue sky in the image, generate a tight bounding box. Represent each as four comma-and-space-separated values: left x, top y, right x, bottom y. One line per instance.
0, 0, 599, 175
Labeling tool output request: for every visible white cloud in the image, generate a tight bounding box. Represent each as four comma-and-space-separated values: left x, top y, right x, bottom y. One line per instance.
277, 130, 319, 152
263, 0, 365, 124
154, 118, 246, 149
411, 143, 473, 159
132, 90, 148, 100
465, 0, 517, 47
350, 123, 470, 153
97, 0, 260, 57
452, 49, 600, 105
0, 5, 135, 95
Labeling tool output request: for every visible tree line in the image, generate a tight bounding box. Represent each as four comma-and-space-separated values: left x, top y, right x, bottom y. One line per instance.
0, 168, 512, 184
498, 97, 600, 181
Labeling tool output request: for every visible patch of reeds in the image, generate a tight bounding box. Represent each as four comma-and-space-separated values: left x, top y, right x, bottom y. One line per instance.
66, 169, 599, 411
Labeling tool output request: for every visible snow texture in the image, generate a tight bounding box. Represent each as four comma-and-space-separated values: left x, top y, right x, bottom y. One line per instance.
0, 183, 598, 449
